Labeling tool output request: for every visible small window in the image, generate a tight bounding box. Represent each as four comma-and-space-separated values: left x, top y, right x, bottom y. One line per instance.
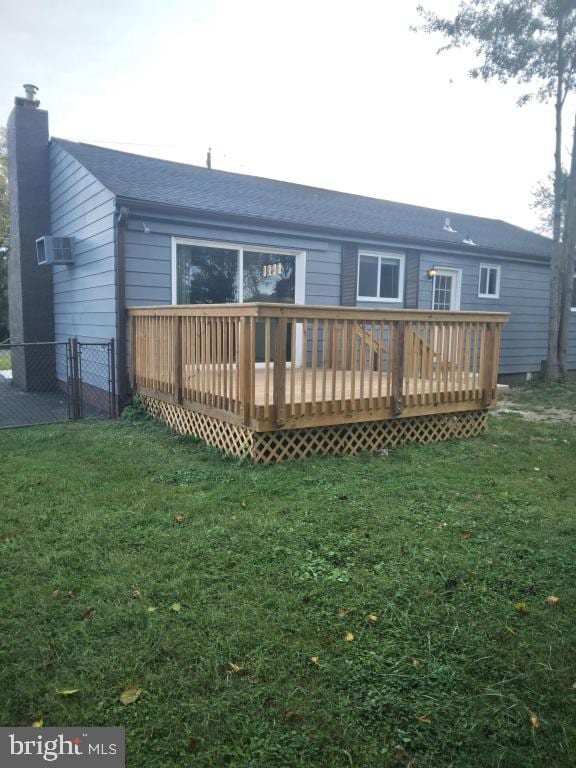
357, 251, 404, 302
571, 274, 576, 310
478, 264, 501, 298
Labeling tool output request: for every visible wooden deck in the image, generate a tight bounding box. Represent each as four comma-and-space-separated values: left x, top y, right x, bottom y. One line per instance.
129, 303, 508, 460
176, 366, 484, 426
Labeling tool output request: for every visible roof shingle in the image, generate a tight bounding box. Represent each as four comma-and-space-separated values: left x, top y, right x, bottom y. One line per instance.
53, 138, 552, 258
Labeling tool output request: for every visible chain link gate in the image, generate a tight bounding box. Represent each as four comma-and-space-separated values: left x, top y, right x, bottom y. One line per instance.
0, 338, 116, 428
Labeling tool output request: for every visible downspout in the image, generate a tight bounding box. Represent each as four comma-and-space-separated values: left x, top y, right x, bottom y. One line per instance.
115, 204, 130, 408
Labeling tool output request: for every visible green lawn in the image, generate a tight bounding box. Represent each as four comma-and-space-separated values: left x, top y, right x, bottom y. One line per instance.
0, 396, 575, 767
503, 380, 576, 412
0, 348, 11, 370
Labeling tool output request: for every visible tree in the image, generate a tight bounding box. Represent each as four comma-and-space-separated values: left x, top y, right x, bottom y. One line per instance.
531, 170, 568, 235
558, 114, 576, 374
0, 127, 9, 341
415, 0, 576, 380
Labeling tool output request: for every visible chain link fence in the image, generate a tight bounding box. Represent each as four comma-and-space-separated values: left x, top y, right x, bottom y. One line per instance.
0, 339, 116, 428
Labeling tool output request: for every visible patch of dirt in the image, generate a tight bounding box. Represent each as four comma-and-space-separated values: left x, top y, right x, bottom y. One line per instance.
494, 401, 576, 424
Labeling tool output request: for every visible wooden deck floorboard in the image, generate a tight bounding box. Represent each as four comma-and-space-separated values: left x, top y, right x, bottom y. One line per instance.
183, 366, 480, 407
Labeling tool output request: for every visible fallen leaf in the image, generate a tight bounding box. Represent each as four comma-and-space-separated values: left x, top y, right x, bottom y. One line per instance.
528, 710, 540, 729
546, 595, 559, 607
32, 719, 44, 728
284, 709, 301, 720
120, 685, 142, 706
228, 663, 242, 673
132, 589, 141, 599
337, 608, 353, 617
505, 626, 517, 635
146, 606, 158, 613
367, 614, 379, 623
82, 607, 96, 621
56, 689, 79, 696
417, 714, 432, 724
460, 530, 472, 540
344, 631, 354, 642
175, 514, 184, 523
170, 602, 181, 612
434, 520, 447, 528
51, 589, 59, 599
240, 501, 247, 508
67, 591, 76, 599
533, 467, 540, 472
514, 602, 528, 614
229, 515, 238, 521
411, 658, 421, 668
310, 656, 319, 665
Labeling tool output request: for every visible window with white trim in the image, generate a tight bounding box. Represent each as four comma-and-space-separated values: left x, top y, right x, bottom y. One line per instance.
173, 239, 303, 305
571, 273, 576, 310
478, 264, 501, 298
357, 251, 404, 302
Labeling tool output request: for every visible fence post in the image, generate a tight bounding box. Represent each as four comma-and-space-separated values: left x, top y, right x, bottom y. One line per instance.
391, 320, 405, 416
109, 337, 117, 418
70, 337, 82, 420
173, 316, 183, 404
273, 317, 287, 426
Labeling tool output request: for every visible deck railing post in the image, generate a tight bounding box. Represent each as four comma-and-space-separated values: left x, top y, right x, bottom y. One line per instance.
173, 315, 183, 404
481, 322, 497, 406
129, 316, 136, 393
240, 317, 253, 425
273, 317, 287, 426
391, 320, 405, 416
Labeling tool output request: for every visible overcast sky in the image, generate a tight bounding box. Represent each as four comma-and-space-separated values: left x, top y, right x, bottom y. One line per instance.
1, 0, 572, 233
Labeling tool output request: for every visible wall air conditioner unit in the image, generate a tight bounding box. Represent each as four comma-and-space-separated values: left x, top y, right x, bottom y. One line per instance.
36, 236, 74, 265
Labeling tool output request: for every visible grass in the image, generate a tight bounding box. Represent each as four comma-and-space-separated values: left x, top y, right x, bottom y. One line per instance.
0, 396, 575, 767
0, 348, 11, 370
503, 379, 576, 412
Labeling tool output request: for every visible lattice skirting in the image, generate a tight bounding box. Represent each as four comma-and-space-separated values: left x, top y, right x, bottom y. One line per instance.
139, 395, 488, 463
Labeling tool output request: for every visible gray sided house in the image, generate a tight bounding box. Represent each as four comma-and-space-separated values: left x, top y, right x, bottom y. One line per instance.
7, 92, 572, 407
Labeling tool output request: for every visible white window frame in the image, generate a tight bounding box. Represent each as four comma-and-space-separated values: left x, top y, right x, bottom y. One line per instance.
171, 237, 306, 305
478, 263, 501, 299
356, 250, 405, 303
171, 237, 306, 366
571, 273, 576, 312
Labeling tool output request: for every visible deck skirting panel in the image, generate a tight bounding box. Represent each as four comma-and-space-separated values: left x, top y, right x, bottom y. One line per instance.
139, 395, 488, 463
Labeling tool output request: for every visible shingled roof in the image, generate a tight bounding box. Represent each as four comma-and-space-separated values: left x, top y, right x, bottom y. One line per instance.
53, 138, 552, 259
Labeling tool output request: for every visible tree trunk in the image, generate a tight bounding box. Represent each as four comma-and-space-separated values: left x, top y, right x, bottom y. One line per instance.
558, 113, 576, 379
545, 18, 566, 382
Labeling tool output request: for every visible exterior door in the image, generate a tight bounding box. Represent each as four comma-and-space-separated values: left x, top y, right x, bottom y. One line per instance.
432, 268, 462, 311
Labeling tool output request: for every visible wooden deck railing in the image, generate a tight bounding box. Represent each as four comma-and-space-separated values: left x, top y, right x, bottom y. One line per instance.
128, 304, 508, 431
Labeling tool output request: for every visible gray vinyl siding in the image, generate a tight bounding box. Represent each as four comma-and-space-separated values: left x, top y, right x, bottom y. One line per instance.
49, 142, 116, 384
123, 213, 342, 307
404, 251, 420, 309
417, 251, 571, 375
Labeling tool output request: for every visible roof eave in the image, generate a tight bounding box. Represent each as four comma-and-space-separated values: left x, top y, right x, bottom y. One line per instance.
115, 195, 552, 263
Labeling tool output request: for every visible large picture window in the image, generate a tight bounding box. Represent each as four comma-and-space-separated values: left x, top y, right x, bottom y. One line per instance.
357, 251, 404, 302
173, 239, 303, 305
